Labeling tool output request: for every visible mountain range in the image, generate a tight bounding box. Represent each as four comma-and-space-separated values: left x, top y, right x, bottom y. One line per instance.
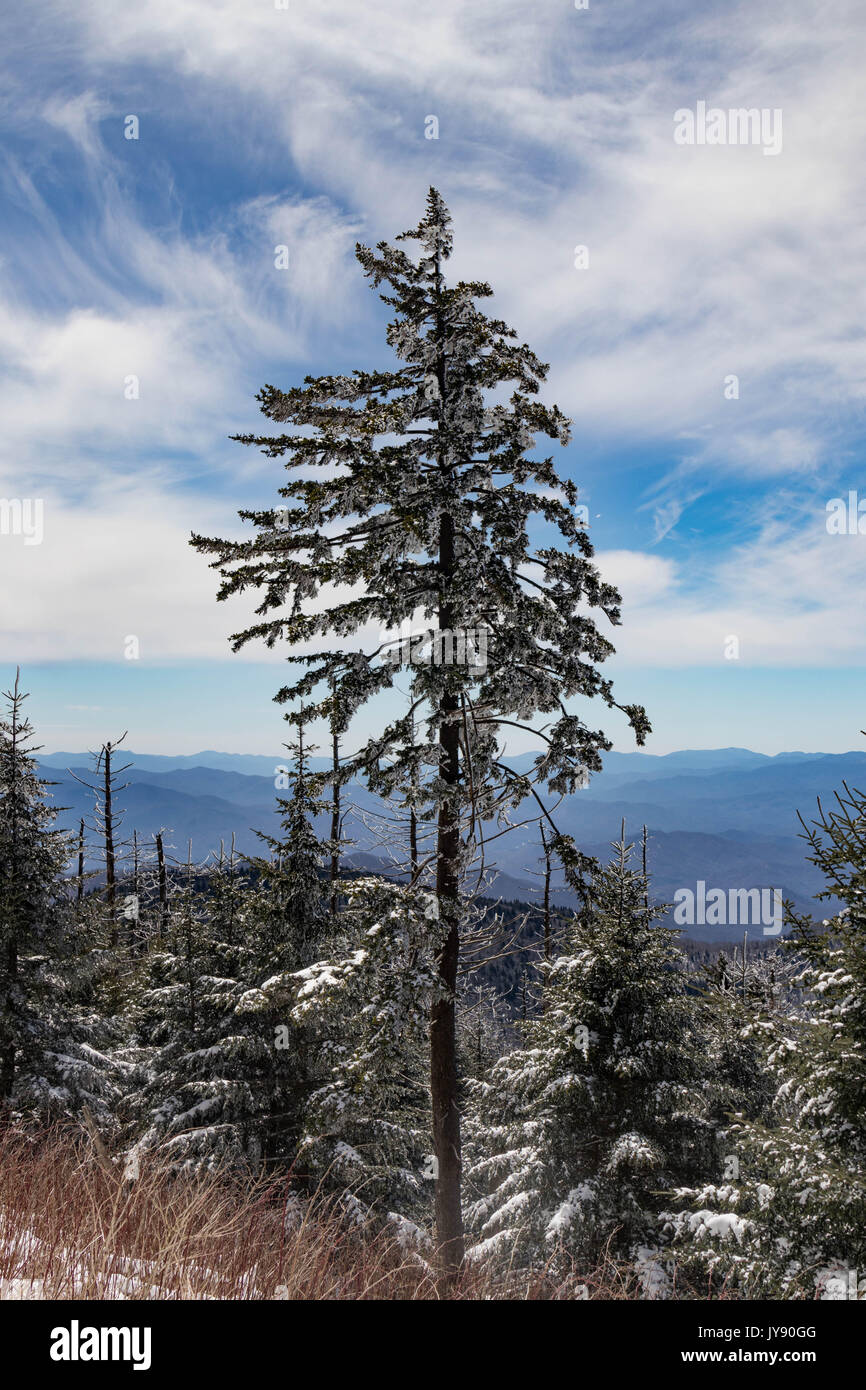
38, 746, 861, 942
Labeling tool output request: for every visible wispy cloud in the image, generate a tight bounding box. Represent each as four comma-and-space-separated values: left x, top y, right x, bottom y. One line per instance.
2, 0, 866, 731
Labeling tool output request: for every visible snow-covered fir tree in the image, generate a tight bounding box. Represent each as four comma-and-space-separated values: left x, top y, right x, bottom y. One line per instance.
243, 724, 335, 1165
248, 723, 331, 973
124, 730, 338, 1175
191, 189, 649, 1269
0, 672, 125, 1125
247, 876, 442, 1225
0, 671, 67, 1102
123, 844, 269, 1173
465, 833, 713, 1276
456, 981, 512, 1087
665, 778, 866, 1297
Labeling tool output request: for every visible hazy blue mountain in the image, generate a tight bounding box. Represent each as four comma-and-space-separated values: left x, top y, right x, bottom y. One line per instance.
563, 753, 866, 840
39, 746, 853, 940
38, 750, 334, 777
38, 745, 836, 782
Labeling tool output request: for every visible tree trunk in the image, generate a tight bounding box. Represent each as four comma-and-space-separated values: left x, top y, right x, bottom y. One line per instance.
542, 827, 552, 961
77, 818, 85, 908
408, 707, 419, 881
431, 507, 464, 1276
155, 832, 168, 943
410, 805, 419, 880
131, 828, 141, 951
0, 928, 16, 1100
1, 681, 22, 1100
184, 842, 196, 1030
329, 711, 340, 922
104, 743, 117, 945
227, 833, 237, 947
429, 241, 465, 1277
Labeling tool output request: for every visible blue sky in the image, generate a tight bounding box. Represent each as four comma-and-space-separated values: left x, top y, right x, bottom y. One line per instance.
1, 0, 865, 756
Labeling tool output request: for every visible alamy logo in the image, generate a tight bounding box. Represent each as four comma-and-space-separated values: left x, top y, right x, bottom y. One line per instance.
819, 1267, 863, 1300
673, 882, 783, 936
383, 626, 488, 672
673, 102, 782, 156
0, 497, 43, 545
49, 1321, 152, 1371
826, 491, 866, 534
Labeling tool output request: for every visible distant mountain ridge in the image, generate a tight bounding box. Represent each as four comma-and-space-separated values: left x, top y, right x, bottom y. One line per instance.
37, 746, 855, 942
39, 745, 845, 780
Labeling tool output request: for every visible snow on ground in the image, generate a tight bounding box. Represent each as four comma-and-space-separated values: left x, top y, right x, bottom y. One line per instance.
0, 1215, 257, 1300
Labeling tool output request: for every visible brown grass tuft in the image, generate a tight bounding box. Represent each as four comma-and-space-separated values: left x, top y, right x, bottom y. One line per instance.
0, 1126, 706, 1300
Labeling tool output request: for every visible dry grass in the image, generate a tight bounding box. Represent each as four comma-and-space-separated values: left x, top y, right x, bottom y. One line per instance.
0, 1126, 699, 1300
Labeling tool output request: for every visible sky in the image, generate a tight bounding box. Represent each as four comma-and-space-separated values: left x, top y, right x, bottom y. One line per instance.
1, 0, 865, 757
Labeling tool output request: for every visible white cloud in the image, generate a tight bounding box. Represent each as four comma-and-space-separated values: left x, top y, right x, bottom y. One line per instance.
0, 483, 392, 664
43, 91, 110, 160
595, 500, 866, 667
43, 0, 866, 472
8, 0, 866, 472
595, 550, 678, 608
0, 174, 364, 489
3, 0, 866, 675
1, 487, 251, 662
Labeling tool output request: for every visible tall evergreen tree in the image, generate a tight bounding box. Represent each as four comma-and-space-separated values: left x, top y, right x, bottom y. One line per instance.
191, 189, 649, 1270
